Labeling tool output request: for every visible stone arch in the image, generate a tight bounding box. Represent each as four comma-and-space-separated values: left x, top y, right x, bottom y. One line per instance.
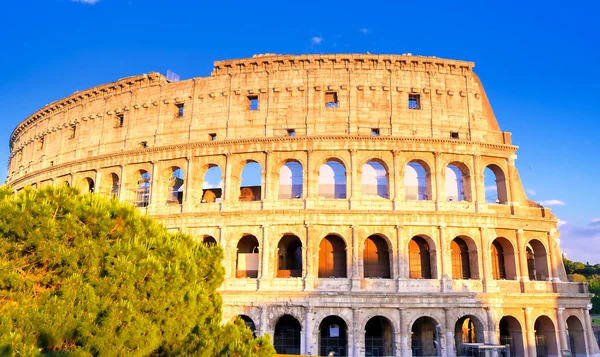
490, 237, 517, 280
454, 315, 485, 355
318, 234, 347, 278
106, 172, 120, 198
201, 164, 222, 203
500, 315, 525, 357
318, 158, 347, 199
445, 161, 472, 202
276, 234, 303, 278
484, 164, 508, 204
363, 234, 391, 279
239, 161, 262, 201
361, 159, 389, 199
273, 314, 302, 355
202, 235, 217, 246
319, 315, 348, 357
237, 315, 257, 335
450, 236, 480, 280
411, 316, 440, 356
404, 159, 432, 200
566, 315, 586, 357
365, 316, 394, 357
409, 235, 437, 279
534, 315, 559, 357
236, 235, 259, 278
526, 239, 550, 281
134, 169, 151, 208
78, 176, 95, 193
278, 160, 303, 199
166, 166, 185, 204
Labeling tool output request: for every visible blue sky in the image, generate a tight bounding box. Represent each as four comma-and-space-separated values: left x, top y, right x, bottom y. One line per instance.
1, 0, 598, 262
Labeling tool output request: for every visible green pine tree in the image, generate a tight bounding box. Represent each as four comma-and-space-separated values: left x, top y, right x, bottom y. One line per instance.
0, 185, 275, 357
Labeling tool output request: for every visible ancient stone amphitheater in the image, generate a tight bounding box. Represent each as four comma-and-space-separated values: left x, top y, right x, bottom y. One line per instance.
7, 54, 599, 357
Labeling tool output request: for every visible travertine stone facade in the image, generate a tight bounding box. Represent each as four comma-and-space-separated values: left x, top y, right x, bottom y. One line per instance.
7, 54, 599, 357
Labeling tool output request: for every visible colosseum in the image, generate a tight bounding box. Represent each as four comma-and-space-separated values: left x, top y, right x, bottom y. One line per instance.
6, 54, 599, 357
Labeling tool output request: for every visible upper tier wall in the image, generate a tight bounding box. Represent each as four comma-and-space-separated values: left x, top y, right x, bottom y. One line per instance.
8, 54, 509, 179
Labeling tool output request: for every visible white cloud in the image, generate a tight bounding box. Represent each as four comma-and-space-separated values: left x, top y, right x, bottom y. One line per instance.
484, 185, 496, 191
559, 222, 600, 264
526, 188, 536, 196
557, 220, 567, 227
359, 28, 371, 35
538, 199, 565, 206
72, 0, 100, 3
591, 218, 600, 223
311, 36, 324, 45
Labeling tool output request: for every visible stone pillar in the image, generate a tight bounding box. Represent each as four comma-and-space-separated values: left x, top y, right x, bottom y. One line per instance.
486, 307, 498, 344
399, 308, 410, 357
445, 308, 455, 357
149, 161, 158, 207
439, 224, 449, 290
516, 229, 530, 281
547, 230, 560, 281
479, 227, 490, 292
351, 225, 361, 291
352, 308, 361, 357
556, 307, 568, 352
303, 223, 314, 291
524, 307, 536, 357
433, 151, 443, 207
584, 304, 599, 356
349, 149, 358, 203
262, 151, 270, 201
305, 150, 312, 198
259, 225, 269, 281
472, 154, 483, 211
392, 150, 403, 208
506, 155, 516, 204
259, 305, 269, 338
396, 225, 405, 286
223, 153, 232, 202
305, 306, 315, 356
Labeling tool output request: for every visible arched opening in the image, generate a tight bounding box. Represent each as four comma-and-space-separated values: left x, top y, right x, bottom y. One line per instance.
411, 316, 439, 357
362, 160, 389, 198
527, 239, 550, 281
491, 238, 517, 280
135, 170, 151, 207
363, 235, 391, 279
239, 161, 262, 201
236, 235, 259, 278
405, 161, 430, 200
534, 315, 559, 357
167, 167, 184, 204
279, 161, 303, 199
484, 164, 508, 204
567, 316, 586, 357
277, 235, 302, 278
319, 316, 348, 357
318, 160, 347, 199
454, 315, 484, 356
274, 315, 301, 355
450, 237, 478, 280
78, 177, 94, 193
202, 165, 222, 203
108, 173, 119, 198
365, 316, 393, 357
202, 236, 217, 246
238, 315, 257, 335
409, 236, 434, 279
445, 163, 471, 202
500, 316, 525, 357
318, 235, 347, 278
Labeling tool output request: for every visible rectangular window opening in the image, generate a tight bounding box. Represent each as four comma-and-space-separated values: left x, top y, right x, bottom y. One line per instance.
209, 133, 217, 141
450, 131, 459, 139
287, 128, 296, 136
371, 128, 380, 136
116, 113, 124, 128
248, 96, 259, 111
176, 103, 184, 118
68, 126, 76, 139
408, 94, 421, 110
325, 91, 339, 108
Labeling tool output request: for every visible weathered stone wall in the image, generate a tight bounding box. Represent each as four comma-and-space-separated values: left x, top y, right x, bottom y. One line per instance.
6, 54, 598, 357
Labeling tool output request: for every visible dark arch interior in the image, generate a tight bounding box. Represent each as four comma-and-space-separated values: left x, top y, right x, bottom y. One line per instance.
319, 315, 348, 357
409, 236, 432, 279
203, 236, 217, 246
274, 315, 301, 355
567, 316, 586, 357
319, 235, 347, 278
365, 316, 393, 357
451, 237, 471, 279
364, 235, 391, 278
534, 315, 558, 357
236, 235, 259, 278
500, 316, 525, 357
412, 316, 438, 357
454, 316, 484, 355
238, 315, 256, 335
277, 235, 302, 278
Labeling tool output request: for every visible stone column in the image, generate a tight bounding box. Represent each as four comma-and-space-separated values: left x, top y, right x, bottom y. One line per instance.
262, 151, 270, 201
149, 161, 158, 207
399, 308, 410, 357
352, 308, 361, 357
433, 152, 443, 207
524, 307, 536, 357
259, 225, 269, 281
479, 227, 490, 292
506, 155, 516, 204
303, 223, 314, 291
472, 154, 483, 212
305, 150, 312, 198
584, 304, 598, 356
439, 224, 449, 291
351, 225, 361, 291
349, 149, 358, 204
516, 229, 529, 281
486, 307, 498, 344
222, 153, 232, 202
391, 150, 402, 208
445, 308, 455, 357
547, 230, 560, 281
260, 306, 271, 342
556, 307, 568, 352
305, 306, 315, 356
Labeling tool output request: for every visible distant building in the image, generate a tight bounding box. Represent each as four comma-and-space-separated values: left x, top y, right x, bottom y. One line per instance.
7, 54, 599, 357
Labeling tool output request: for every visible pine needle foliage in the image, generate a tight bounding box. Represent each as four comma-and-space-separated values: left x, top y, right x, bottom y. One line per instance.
0, 185, 275, 357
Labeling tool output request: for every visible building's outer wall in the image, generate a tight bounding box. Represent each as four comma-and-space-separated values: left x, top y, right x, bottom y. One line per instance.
7, 54, 599, 357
